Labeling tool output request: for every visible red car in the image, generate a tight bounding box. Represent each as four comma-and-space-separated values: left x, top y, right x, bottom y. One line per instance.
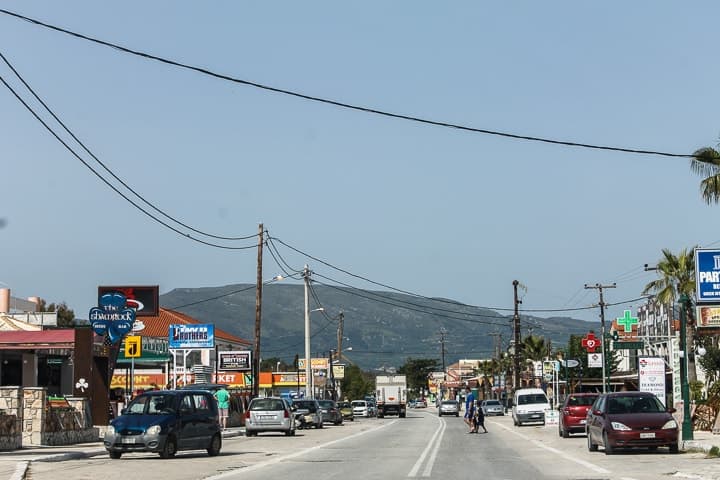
558, 393, 598, 438
586, 392, 678, 454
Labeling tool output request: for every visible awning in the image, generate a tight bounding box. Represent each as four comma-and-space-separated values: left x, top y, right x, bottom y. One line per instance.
0, 330, 75, 350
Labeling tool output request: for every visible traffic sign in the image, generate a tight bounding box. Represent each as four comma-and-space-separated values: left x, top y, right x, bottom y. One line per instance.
613, 341, 643, 350
124, 335, 142, 358
560, 359, 580, 368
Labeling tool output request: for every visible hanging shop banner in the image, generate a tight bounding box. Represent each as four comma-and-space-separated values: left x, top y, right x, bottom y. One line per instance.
588, 353, 603, 368
695, 248, 720, 303
218, 350, 252, 371
638, 356, 666, 406
168, 323, 215, 349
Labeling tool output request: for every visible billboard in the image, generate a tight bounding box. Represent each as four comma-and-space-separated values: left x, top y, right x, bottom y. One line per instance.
695, 249, 720, 303
697, 305, 720, 328
168, 324, 215, 349
98, 286, 159, 316
638, 356, 666, 406
218, 351, 252, 371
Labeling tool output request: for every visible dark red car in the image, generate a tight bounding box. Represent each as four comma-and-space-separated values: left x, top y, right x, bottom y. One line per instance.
558, 393, 598, 438
586, 392, 678, 454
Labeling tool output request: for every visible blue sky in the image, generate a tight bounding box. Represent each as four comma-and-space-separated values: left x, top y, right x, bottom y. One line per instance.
2, 2, 719, 330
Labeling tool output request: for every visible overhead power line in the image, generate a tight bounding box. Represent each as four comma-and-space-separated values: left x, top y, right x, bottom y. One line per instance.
0, 51, 257, 243
0, 72, 257, 250
0, 8, 696, 160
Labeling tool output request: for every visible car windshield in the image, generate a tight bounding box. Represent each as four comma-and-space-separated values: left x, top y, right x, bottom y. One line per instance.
518, 394, 547, 405
337, 402, 351, 408
485, 400, 501, 406
442, 400, 457, 405
567, 395, 597, 406
250, 399, 286, 411
608, 395, 664, 414
352, 401, 366, 407
318, 400, 335, 408
293, 401, 317, 412
127, 394, 176, 415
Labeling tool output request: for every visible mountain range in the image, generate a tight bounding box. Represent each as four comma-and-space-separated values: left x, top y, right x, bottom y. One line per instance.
160, 284, 594, 371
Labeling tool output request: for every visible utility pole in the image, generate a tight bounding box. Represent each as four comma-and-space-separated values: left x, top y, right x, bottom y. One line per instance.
584, 282, 616, 393
252, 223, 263, 398
513, 280, 522, 390
303, 265, 313, 399
336, 311, 344, 356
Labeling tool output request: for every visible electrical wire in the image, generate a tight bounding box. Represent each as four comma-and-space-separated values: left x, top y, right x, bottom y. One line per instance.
0, 73, 258, 250
0, 8, 697, 160
165, 275, 295, 309
0, 50, 258, 242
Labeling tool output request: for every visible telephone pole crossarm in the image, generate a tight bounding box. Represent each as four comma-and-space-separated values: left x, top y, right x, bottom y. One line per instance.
584, 282, 616, 393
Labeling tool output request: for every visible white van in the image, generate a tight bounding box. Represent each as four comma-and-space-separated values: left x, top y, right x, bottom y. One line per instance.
512, 388, 550, 426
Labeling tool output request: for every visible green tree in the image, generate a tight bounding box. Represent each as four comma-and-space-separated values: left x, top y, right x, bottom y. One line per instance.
339, 364, 374, 401
642, 247, 698, 382
521, 335, 549, 362
398, 357, 439, 396
691, 145, 720, 204
259, 357, 290, 372
37, 299, 75, 327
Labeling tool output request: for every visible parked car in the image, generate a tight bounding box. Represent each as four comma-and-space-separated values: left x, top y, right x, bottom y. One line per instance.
351, 400, 369, 417
318, 399, 343, 425
558, 393, 598, 438
512, 388, 550, 426
337, 401, 354, 421
586, 392, 678, 454
481, 399, 504, 416
438, 399, 460, 417
292, 399, 323, 428
104, 389, 222, 459
245, 397, 296, 437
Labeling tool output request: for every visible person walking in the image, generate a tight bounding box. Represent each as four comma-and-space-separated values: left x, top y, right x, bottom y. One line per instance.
464, 386, 475, 433
214, 386, 230, 430
474, 401, 488, 433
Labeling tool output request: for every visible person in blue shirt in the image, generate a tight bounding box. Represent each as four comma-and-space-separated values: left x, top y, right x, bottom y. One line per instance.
464, 386, 475, 433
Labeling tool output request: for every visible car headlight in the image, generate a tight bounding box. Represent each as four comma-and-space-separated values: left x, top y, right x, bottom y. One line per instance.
106, 425, 115, 436
662, 419, 678, 430
146, 425, 161, 435
610, 421, 631, 431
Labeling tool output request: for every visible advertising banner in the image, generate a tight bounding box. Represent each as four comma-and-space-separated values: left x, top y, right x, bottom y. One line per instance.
98, 285, 159, 316
218, 351, 252, 371
697, 305, 720, 328
169, 324, 215, 349
695, 248, 720, 303
638, 356, 666, 406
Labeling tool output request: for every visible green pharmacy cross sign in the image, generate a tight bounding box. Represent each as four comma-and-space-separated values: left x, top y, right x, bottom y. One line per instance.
616, 310, 639, 332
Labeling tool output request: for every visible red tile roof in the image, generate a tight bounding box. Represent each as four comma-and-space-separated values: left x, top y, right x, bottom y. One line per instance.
132, 308, 250, 346
0, 329, 75, 349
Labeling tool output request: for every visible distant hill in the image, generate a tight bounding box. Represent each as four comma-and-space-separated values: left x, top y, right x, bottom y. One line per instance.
160, 284, 592, 371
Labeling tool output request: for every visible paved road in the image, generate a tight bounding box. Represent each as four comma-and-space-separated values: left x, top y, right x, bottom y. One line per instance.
23, 409, 720, 480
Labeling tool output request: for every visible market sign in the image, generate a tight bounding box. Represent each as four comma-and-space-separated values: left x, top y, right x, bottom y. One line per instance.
694, 248, 720, 303
168, 324, 215, 349
218, 350, 251, 371
638, 356, 666, 406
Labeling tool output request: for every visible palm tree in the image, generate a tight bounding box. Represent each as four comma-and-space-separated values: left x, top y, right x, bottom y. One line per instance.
642, 247, 698, 382
691, 146, 720, 204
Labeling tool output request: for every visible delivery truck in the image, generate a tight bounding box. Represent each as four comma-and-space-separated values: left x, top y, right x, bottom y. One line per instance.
375, 374, 407, 418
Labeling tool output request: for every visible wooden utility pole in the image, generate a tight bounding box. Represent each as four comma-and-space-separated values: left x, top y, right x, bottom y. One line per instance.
253, 223, 264, 398
513, 280, 522, 390
336, 311, 344, 356
584, 282, 616, 393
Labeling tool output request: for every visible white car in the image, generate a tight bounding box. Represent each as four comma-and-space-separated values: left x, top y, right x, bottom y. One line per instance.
351, 400, 369, 417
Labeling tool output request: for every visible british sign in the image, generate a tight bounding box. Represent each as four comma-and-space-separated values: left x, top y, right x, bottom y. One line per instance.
695, 248, 720, 303
638, 356, 666, 406
218, 350, 251, 371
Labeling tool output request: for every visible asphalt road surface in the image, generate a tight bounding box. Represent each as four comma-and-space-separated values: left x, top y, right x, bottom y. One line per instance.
25, 409, 715, 480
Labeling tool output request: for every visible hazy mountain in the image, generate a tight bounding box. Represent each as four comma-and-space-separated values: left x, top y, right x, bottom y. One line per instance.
160, 284, 593, 371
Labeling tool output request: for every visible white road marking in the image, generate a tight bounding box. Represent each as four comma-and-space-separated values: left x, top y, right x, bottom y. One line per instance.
492, 421, 610, 474
408, 416, 445, 477
205, 420, 394, 479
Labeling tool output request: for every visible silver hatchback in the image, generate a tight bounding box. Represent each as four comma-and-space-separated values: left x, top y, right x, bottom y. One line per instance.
438, 400, 460, 417
245, 397, 296, 436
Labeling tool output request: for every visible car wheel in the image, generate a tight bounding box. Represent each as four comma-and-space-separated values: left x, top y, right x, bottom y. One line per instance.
246, 430, 253, 437
669, 442, 679, 454
207, 433, 221, 456
561, 423, 569, 438
587, 430, 598, 452
109, 451, 122, 459
159, 436, 177, 459
603, 431, 614, 455
316, 421, 323, 429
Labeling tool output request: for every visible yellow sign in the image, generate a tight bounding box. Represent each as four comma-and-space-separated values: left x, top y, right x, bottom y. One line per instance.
124, 336, 142, 358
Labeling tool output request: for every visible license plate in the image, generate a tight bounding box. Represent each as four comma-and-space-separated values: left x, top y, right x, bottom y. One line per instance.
121, 437, 136, 444
640, 432, 655, 439
531, 414, 541, 418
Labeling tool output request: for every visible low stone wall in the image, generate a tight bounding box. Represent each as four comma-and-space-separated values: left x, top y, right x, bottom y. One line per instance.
42, 427, 100, 446
0, 414, 21, 450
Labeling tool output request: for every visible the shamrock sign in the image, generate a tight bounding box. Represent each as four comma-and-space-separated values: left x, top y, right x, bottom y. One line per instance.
89, 292, 136, 344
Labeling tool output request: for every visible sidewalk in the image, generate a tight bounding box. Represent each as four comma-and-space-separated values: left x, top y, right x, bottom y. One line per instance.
0, 427, 244, 480
683, 429, 720, 453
